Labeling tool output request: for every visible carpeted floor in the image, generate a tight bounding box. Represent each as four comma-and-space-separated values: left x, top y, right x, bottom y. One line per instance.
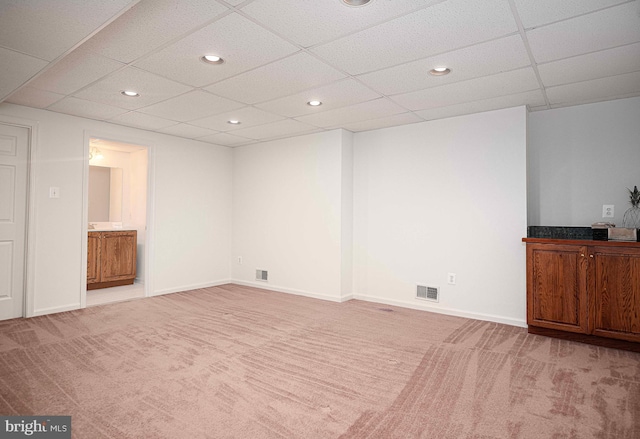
0, 284, 638, 438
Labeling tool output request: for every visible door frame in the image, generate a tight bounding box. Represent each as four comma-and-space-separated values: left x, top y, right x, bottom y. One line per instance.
80, 130, 156, 307
0, 114, 38, 318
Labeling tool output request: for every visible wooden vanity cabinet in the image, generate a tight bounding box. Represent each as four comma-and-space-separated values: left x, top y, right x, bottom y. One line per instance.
87, 230, 137, 290
524, 238, 640, 350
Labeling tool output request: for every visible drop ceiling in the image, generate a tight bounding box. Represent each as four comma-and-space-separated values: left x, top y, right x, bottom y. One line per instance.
2, 0, 639, 147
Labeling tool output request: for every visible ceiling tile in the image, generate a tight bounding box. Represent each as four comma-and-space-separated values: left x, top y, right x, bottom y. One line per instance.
341, 112, 424, 132
197, 132, 255, 147
157, 124, 220, 139
357, 34, 530, 96
73, 67, 193, 110
109, 111, 178, 131
190, 106, 285, 131
228, 119, 320, 140
527, 2, 640, 63
48, 97, 128, 120
538, 42, 640, 87
0, 0, 136, 61
295, 98, 407, 128
5, 87, 64, 109
80, 0, 228, 64
204, 53, 346, 105
241, 0, 439, 48
310, 0, 517, 75
390, 68, 540, 111
513, 0, 627, 29
137, 90, 244, 122
28, 49, 125, 95
0, 47, 48, 100
415, 90, 546, 120
255, 78, 381, 117
545, 71, 640, 106
134, 13, 299, 87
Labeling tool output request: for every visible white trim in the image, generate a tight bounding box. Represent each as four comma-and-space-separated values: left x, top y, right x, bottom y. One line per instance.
230, 280, 348, 303
152, 279, 232, 296
0, 114, 39, 318
353, 293, 527, 328
32, 303, 80, 317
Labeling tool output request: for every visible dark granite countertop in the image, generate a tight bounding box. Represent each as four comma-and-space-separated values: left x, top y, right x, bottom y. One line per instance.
527, 226, 593, 240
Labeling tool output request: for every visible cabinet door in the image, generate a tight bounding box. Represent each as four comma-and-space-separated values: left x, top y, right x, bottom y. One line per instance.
100, 231, 137, 282
87, 232, 101, 284
590, 246, 640, 342
527, 243, 588, 333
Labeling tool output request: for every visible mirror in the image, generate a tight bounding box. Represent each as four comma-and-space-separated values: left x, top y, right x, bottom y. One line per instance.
88, 166, 123, 222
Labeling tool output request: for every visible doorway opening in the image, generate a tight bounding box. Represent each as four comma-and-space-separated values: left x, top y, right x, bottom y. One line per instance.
85, 137, 150, 307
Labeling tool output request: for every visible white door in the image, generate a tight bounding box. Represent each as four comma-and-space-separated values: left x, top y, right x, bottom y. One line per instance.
0, 123, 28, 320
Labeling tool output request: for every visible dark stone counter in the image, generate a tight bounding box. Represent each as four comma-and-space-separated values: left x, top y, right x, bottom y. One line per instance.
527, 226, 593, 240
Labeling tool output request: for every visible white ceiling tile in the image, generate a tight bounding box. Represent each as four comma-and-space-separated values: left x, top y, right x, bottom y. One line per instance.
295, 98, 407, 128
241, 0, 439, 47
527, 2, 640, 63
197, 132, 255, 147
109, 111, 178, 131
137, 90, 244, 122
157, 124, 220, 139
80, 0, 228, 64
390, 68, 540, 111
204, 53, 346, 105
357, 35, 530, 96
134, 13, 299, 87
538, 42, 640, 87
48, 97, 128, 120
0, 0, 137, 61
310, 0, 517, 75
73, 67, 193, 110
545, 71, 640, 106
28, 49, 125, 95
190, 106, 285, 131
228, 119, 320, 140
0, 47, 48, 99
341, 112, 424, 133
415, 90, 546, 120
513, 0, 627, 29
255, 78, 381, 117
5, 87, 64, 109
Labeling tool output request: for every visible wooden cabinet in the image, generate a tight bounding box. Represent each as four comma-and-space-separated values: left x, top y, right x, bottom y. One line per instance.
87, 230, 137, 290
524, 238, 640, 350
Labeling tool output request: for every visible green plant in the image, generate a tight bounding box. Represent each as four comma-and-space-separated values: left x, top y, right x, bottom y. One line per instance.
628, 185, 640, 207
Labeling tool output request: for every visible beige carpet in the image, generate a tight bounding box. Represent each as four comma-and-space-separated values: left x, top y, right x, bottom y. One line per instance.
0, 284, 638, 438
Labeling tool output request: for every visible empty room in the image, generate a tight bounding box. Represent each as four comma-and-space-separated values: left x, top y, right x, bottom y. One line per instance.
1, 0, 639, 437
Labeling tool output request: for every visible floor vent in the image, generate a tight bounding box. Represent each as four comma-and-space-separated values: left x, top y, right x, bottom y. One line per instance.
417, 285, 439, 302
256, 269, 268, 282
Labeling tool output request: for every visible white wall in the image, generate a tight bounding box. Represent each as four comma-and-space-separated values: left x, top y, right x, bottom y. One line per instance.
0, 103, 233, 316
353, 107, 528, 326
528, 96, 640, 226
231, 130, 352, 301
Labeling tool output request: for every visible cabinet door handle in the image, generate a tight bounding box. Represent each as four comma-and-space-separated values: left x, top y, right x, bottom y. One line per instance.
590, 255, 594, 258
581, 254, 585, 257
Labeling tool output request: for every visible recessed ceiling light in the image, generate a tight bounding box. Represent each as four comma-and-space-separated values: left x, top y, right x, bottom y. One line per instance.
227, 119, 241, 125
342, 0, 372, 6
307, 100, 322, 107
429, 67, 451, 76
201, 55, 224, 65
121, 90, 140, 97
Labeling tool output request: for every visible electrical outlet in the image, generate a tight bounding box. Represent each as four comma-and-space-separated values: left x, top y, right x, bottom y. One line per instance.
447, 273, 456, 285
602, 205, 614, 218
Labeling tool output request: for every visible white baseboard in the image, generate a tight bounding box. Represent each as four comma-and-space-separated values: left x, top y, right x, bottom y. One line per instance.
352, 293, 527, 328
152, 279, 232, 296
32, 303, 81, 317
230, 280, 351, 303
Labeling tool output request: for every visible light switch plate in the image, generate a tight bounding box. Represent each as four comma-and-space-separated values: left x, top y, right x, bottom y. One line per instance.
49, 187, 60, 198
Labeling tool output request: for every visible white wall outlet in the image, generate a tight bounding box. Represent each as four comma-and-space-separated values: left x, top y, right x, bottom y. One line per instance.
447, 273, 456, 285
49, 187, 60, 198
237, 256, 243, 264
602, 205, 614, 218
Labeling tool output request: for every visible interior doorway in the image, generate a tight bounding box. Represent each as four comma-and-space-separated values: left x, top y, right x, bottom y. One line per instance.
84, 137, 150, 307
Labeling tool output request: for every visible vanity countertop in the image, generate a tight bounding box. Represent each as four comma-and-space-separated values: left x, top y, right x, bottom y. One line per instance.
89, 227, 138, 232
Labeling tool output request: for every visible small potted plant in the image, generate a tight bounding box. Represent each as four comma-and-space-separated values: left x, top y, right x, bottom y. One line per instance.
623, 185, 640, 228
